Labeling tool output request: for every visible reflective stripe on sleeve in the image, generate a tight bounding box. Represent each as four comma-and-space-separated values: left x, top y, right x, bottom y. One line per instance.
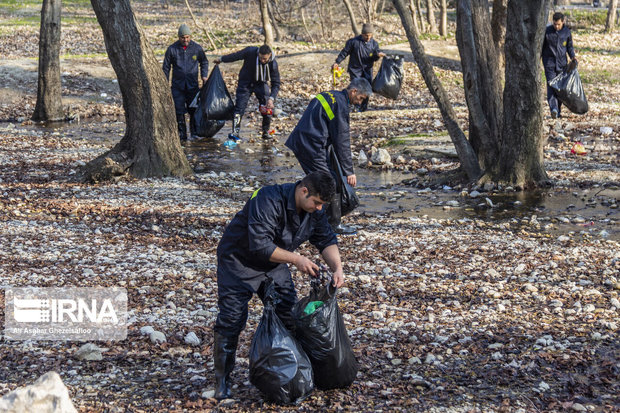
315, 94, 335, 121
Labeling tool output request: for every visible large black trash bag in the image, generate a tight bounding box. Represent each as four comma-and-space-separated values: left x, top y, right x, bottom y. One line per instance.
548, 61, 588, 115
328, 145, 359, 216
372, 55, 404, 100
201, 65, 235, 120
292, 271, 359, 389
192, 105, 225, 138
249, 281, 314, 405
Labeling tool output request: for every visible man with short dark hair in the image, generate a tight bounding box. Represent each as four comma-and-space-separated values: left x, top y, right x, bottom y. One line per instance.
163, 23, 209, 140
285, 78, 372, 235
214, 44, 281, 140
332, 23, 385, 112
212, 171, 344, 400
542, 12, 577, 119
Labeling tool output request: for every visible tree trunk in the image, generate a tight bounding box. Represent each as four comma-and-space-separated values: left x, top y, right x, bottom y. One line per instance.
415, 0, 426, 33
425, 0, 437, 33
32, 0, 64, 122
409, 0, 421, 35
80, 0, 192, 182
495, 0, 550, 188
259, 0, 274, 46
439, 0, 448, 37
343, 0, 360, 35
606, 0, 618, 33
491, 0, 507, 68
267, 0, 282, 41
456, 0, 503, 171
392, 0, 482, 182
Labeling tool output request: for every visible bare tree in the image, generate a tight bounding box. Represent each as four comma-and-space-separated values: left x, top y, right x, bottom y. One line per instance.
425, 0, 437, 33
342, 0, 360, 35
439, 0, 448, 37
184, 0, 218, 50
409, 0, 421, 35
32, 0, 64, 122
267, 0, 282, 41
360, 0, 379, 23
606, 0, 618, 33
80, 0, 192, 182
392, 0, 482, 181
259, 0, 275, 46
415, 0, 426, 32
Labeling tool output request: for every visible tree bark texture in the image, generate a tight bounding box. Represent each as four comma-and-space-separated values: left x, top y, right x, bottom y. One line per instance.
392, 0, 482, 182
415, 0, 426, 32
259, 0, 275, 46
409, 0, 421, 35
491, 0, 507, 68
32, 0, 64, 122
82, 0, 192, 182
342, 0, 360, 35
455, 0, 503, 171
605, 0, 618, 33
439, 0, 448, 37
497, 0, 551, 188
425, 0, 437, 33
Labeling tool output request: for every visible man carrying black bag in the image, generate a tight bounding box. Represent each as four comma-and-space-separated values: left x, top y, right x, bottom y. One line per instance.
285, 78, 372, 235
212, 171, 346, 400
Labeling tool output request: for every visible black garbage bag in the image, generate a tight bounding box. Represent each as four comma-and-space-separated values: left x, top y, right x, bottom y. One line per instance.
292, 271, 359, 389
548, 62, 588, 115
249, 281, 314, 405
200, 65, 235, 120
372, 55, 404, 100
328, 145, 359, 216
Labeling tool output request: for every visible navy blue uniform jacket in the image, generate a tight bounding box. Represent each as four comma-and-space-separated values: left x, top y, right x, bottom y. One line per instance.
217, 183, 337, 283
285, 90, 354, 176
335, 35, 381, 80
542, 25, 575, 72
162, 40, 208, 91
221, 46, 281, 100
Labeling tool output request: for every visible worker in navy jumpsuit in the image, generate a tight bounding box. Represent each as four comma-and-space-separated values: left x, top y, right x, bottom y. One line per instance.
332, 23, 385, 112
542, 12, 577, 118
212, 171, 345, 400
285, 78, 372, 234
214, 45, 281, 140
162, 24, 209, 140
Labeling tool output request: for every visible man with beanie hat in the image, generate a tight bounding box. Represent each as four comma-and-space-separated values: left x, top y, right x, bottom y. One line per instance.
214, 44, 281, 141
163, 23, 209, 141
332, 23, 385, 112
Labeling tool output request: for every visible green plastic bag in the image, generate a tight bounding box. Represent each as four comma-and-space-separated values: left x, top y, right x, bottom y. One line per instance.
303, 301, 324, 315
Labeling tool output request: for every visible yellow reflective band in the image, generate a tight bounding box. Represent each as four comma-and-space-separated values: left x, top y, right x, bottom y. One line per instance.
251, 188, 260, 199
315, 93, 335, 121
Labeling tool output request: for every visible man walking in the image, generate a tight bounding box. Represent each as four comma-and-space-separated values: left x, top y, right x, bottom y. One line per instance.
212, 171, 345, 400
332, 23, 385, 112
162, 23, 209, 140
214, 44, 281, 140
285, 78, 372, 235
542, 12, 577, 119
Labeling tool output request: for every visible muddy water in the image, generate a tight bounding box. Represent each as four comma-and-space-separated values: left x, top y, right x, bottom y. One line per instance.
185, 134, 619, 241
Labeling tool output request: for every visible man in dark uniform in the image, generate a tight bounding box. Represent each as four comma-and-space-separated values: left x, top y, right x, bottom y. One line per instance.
212, 171, 345, 400
214, 44, 281, 140
542, 12, 577, 119
285, 78, 372, 235
162, 23, 209, 140
332, 23, 385, 112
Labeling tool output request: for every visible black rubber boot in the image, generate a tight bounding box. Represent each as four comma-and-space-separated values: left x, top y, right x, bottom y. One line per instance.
176, 113, 187, 141
328, 196, 357, 235
213, 332, 238, 400
188, 108, 197, 138
228, 114, 241, 141
261, 115, 272, 139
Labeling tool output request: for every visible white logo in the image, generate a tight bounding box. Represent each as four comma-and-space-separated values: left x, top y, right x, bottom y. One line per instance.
14, 297, 118, 324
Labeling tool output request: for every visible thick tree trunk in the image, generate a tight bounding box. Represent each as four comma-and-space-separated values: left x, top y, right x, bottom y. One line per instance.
425, 0, 437, 33
32, 0, 64, 122
456, 0, 503, 171
80, 0, 192, 182
439, 0, 448, 37
343, 0, 361, 35
491, 0, 507, 68
606, 0, 618, 33
495, 0, 551, 188
259, 0, 274, 46
392, 0, 482, 182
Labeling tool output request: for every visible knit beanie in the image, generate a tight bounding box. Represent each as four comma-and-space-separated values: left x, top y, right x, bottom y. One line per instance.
178, 23, 191, 37
362, 23, 373, 34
